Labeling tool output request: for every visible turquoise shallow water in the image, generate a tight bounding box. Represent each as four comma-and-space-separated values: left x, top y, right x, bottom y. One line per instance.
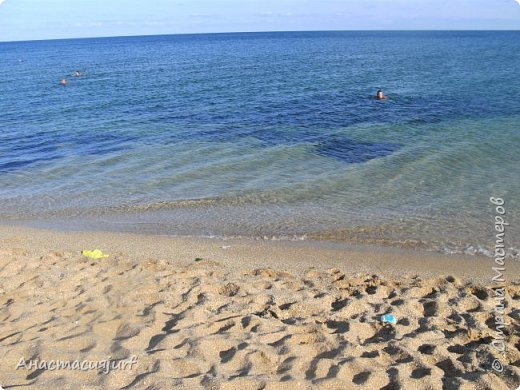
1, 31, 519, 256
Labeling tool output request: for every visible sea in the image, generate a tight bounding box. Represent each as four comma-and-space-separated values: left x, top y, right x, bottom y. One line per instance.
1, 31, 519, 257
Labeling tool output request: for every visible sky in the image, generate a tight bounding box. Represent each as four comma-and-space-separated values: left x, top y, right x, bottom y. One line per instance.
0, 0, 519, 42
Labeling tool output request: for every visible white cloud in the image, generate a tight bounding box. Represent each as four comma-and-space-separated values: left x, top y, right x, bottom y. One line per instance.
0, 0, 6, 5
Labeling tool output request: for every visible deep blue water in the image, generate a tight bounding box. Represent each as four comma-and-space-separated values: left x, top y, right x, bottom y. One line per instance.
1, 31, 519, 256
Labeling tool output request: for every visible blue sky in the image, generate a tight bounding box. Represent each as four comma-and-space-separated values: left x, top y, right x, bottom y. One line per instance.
1, 0, 519, 41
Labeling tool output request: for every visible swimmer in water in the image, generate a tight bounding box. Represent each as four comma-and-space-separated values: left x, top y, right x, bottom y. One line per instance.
376, 89, 386, 100
60, 79, 68, 86
74, 70, 81, 77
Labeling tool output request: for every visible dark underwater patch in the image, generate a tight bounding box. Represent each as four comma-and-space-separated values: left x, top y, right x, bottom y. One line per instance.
192, 126, 399, 164
0, 154, 64, 173
0, 129, 137, 174
245, 128, 399, 164
316, 137, 398, 163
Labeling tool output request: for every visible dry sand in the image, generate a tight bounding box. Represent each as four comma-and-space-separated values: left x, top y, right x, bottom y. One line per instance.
0, 225, 519, 389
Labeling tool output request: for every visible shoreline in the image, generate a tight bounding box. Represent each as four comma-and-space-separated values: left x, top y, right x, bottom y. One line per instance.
2, 191, 518, 261
0, 224, 517, 283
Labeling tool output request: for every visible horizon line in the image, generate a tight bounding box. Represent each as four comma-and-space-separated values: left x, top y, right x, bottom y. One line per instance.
1, 28, 519, 44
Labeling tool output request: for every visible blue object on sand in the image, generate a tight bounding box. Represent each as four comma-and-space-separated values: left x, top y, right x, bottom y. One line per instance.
381, 314, 397, 325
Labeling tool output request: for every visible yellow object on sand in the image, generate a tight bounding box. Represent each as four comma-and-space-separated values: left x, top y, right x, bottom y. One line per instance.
82, 249, 109, 259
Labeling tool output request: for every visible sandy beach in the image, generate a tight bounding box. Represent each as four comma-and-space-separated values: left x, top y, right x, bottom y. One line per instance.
0, 224, 519, 389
